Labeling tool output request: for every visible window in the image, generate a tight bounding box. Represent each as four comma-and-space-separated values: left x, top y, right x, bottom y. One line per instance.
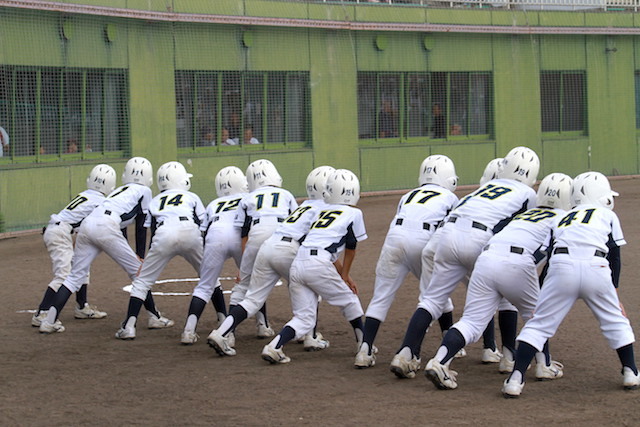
0, 66, 128, 161
541, 71, 586, 134
358, 71, 492, 140
175, 71, 310, 150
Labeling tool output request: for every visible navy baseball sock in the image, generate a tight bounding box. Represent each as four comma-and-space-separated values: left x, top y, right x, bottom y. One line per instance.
440, 328, 466, 365
125, 297, 145, 324
482, 317, 496, 351
350, 317, 364, 344
513, 341, 537, 378
211, 286, 227, 318
143, 291, 160, 318
187, 296, 207, 318
258, 304, 269, 327
363, 317, 381, 349
398, 308, 432, 357
75, 284, 88, 308
50, 285, 73, 320
38, 287, 57, 312
438, 311, 453, 334
276, 326, 296, 349
542, 341, 551, 365
498, 310, 518, 355
226, 305, 248, 334
616, 344, 638, 375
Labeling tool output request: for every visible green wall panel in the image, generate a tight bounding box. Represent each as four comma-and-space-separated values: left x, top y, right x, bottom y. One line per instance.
356, 32, 428, 72
356, 4, 427, 24
0, 11, 63, 66
246, 0, 308, 19
308, 4, 356, 21
540, 35, 586, 70
360, 145, 433, 191
541, 139, 589, 177
491, 10, 539, 26
427, 9, 492, 26
585, 13, 633, 28
427, 33, 493, 71
124, 0, 173, 12
538, 11, 586, 27
174, 24, 244, 70
246, 27, 310, 71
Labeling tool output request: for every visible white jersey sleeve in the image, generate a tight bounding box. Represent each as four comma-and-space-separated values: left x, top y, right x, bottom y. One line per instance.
452, 178, 537, 231
392, 184, 459, 231
50, 189, 105, 229
201, 194, 245, 232
301, 204, 367, 262
553, 204, 626, 252
146, 189, 206, 228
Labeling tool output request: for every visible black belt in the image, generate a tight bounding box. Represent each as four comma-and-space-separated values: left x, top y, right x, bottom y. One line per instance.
253, 217, 284, 225
554, 247, 606, 258
484, 245, 524, 254
395, 218, 431, 231
310, 249, 318, 255
447, 216, 489, 232
281, 236, 293, 242
179, 216, 188, 221
104, 210, 112, 215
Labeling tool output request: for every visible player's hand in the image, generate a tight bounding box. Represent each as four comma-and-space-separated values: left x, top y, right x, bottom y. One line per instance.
620, 301, 627, 317
344, 275, 358, 295
235, 271, 241, 283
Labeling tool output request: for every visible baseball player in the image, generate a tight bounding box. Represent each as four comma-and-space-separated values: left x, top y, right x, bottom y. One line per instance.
32, 164, 116, 327
229, 159, 298, 338
180, 166, 248, 345
116, 161, 205, 340
39, 157, 173, 333
207, 166, 335, 356
354, 155, 459, 368
425, 173, 572, 390
389, 146, 539, 379
502, 172, 640, 397
261, 169, 367, 364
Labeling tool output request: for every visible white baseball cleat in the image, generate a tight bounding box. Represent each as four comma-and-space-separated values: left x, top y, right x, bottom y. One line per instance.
74, 303, 107, 319
482, 347, 503, 364
31, 311, 48, 327
181, 330, 199, 345
622, 367, 640, 390
261, 342, 291, 364
354, 343, 378, 369
39, 319, 65, 334
425, 358, 458, 390
389, 347, 421, 379
535, 360, 564, 380
115, 325, 136, 340
454, 347, 467, 359
148, 312, 175, 329
499, 355, 515, 374
502, 374, 525, 398
256, 323, 275, 339
303, 332, 330, 352
207, 329, 237, 356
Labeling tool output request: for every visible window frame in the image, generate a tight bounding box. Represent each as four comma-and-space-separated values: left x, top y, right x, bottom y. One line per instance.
540, 70, 587, 137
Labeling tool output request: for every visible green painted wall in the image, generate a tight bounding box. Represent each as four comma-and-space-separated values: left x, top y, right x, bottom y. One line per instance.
1, 2, 640, 231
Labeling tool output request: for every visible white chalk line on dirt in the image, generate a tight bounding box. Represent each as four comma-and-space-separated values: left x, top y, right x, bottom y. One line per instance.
17, 276, 283, 313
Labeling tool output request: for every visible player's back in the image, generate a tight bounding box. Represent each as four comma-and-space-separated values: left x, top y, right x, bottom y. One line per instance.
274, 199, 327, 242
234, 185, 298, 234
488, 207, 565, 254
202, 193, 244, 233
51, 189, 105, 229
553, 203, 625, 254
452, 178, 537, 231
147, 188, 205, 227
96, 183, 153, 227
393, 184, 458, 231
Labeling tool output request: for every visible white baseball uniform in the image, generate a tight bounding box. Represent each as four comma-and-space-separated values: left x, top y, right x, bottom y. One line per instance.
128, 189, 205, 300
229, 185, 298, 305
365, 184, 458, 322
452, 207, 565, 345
285, 204, 368, 338
43, 189, 105, 291
516, 203, 634, 351
191, 193, 245, 303
239, 198, 328, 317
61, 183, 153, 293
418, 178, 537, 320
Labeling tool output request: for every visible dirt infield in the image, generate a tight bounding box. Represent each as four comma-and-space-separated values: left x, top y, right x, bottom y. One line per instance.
2, 177, 640, 426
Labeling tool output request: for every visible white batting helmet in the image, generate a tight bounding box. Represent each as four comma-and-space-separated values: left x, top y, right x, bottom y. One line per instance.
324, 169, 360, 206
479, 158, 504, 186
306, 165, 336, 200
246, 159, 282, 191
122, 156, 153, 187
215, 166, 249, 198
571, 171, 618, 210
86, 164, 116, 196
418, 155, 458, 192
157, 161, 192, 192
498, 146, 540, 187
536, 173, 573, 211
